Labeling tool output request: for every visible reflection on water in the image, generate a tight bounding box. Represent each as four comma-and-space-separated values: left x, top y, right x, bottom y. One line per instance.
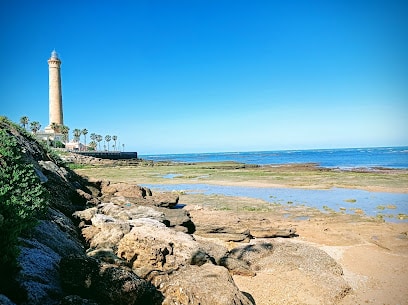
141, 183, 408, 222
162, 174, 183, 179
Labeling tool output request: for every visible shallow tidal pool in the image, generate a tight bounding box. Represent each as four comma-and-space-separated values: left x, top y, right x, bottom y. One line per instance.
142, 183, 408, 222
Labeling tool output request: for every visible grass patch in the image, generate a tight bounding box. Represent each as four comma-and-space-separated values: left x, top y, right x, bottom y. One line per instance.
67, 163, 93, 170
242, 206, 268, 212
216, 206, 232, 211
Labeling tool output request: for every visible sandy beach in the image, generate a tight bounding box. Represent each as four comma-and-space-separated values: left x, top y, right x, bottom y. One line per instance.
175, 191, 408, 305
74, 162, 408, 304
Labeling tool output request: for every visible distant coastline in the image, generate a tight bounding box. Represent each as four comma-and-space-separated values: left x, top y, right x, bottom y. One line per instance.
140, 146, 408, 169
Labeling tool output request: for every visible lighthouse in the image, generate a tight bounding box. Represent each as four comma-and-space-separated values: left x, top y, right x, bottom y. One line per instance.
45, 50, 63, 132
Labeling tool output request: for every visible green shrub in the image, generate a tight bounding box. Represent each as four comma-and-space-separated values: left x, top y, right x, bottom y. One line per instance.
53, 140, 65, 148
0, 128, 48, 270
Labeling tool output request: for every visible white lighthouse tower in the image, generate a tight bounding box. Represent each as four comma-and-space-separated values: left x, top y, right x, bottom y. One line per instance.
45, 50, 63, 133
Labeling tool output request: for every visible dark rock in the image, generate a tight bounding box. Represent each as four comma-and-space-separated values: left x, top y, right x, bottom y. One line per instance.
157, 207, 195, 233
60, 255, 163, 305
32, 209, 84, 257
59, 295, 99, 305
193, 236, 229, 265
228, 242, 275, 264
83, 179, 102, 197
16, 239, 63, 305
93, 264, 163, 305
15, 209, 85, 305
38, 160, 70, 181
219, 256, 255, 276
59, 255, 100, 297
0, 295, 16, 305
33, 166, 48, 183
86, 248, 127, 267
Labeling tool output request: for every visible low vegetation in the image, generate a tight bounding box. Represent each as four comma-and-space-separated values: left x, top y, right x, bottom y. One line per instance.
0, 118, 49, 273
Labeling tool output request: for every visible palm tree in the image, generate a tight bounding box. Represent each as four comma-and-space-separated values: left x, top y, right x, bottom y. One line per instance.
112, 135, 118, 151
82, 129, 88, 151
73, 129, 81, 142
20, 116, 29, 130
90, 133, 97, 151
30, 121, 41, 134
60, 125, 70, 143
90, 133, 97, 144
96, 135, 102, 151
89, 141, 97, 151
50, 122, 60, 147
105, 135, 111, 152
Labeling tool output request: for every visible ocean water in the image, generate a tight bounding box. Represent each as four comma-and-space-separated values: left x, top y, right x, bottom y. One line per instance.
140, 146, 408, 222
141, 146, 408, 169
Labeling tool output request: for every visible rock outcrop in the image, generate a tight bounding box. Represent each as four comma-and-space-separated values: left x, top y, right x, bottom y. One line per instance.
75, 182, 254, 304
1, 120, 351, 305
190, 209, 297, 241
60, 255, 163, 305
150, 263, 254, 305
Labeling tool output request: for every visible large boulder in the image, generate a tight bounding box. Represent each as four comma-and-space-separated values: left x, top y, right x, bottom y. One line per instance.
150, 263, 254, 305
156, 207, 195, 233
226, 240, 351, 303
98, 181, 179, 208
77, 200, 194, 235
60, 255, 163, 305
17, 239, 63, 305
190, 210, 296, 241
148, 192, 179, 208
15, 209, 85, 305
81, 215, 131, 250
99, 203, 165, 222
100, 182, 151, 199
116, 219, 205, 277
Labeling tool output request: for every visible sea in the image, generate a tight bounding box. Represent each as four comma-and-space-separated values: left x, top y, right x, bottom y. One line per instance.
140, 146, 408, 169
140, 146, 408, 222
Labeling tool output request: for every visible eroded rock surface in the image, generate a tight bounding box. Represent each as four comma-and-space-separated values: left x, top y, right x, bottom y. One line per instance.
150, 263, 254, 305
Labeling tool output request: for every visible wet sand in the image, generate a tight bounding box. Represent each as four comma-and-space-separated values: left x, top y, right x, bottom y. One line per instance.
182, 196, 408, 305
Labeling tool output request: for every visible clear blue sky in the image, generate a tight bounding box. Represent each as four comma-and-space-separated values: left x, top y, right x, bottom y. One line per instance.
1, 0, 407, 154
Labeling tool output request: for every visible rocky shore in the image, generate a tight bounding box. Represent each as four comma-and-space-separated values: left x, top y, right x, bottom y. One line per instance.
2, 163, 351, 304
1, 126, 407, 305
0, 126, 349, 305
